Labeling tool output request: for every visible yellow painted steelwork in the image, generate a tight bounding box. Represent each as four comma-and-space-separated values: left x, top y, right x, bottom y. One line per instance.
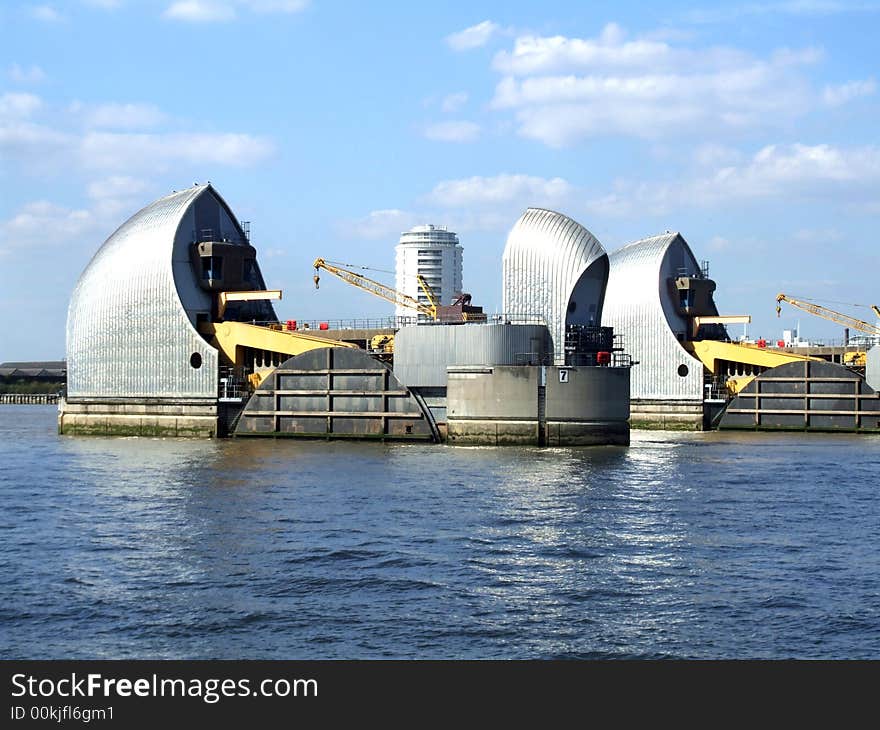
691, 314, 751, 338
844, 351, 867, 368
689, 339, 820, 394
217, 289, 282, 319
370, 333, 394, 354
200, 320, 356, 368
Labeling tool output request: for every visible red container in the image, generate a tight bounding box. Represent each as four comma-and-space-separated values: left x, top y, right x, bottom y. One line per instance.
756, 338, 766, 348
777, 340, 785, 347
597, 351, 611, 365
319, 322, 329, 331
286, 319, 297, 331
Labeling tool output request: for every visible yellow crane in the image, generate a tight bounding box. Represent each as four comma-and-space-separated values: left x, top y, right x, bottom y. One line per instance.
312, 258, 439, 321
775, 293, 880, 336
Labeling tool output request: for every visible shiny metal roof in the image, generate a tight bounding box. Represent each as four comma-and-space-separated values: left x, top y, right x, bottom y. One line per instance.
66, 185, 221, 399
502, 208, 608, 362
603, 232, 706, 400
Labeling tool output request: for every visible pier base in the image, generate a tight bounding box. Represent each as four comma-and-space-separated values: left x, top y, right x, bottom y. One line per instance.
58, 399, 218, 437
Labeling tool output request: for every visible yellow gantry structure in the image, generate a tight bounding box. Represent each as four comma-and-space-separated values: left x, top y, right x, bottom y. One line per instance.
688, 339, 820, 394
200, 320, 356, 369
217, 289, 282, 319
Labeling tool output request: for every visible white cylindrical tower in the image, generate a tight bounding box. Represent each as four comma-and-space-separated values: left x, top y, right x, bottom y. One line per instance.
395, 225, 463, 320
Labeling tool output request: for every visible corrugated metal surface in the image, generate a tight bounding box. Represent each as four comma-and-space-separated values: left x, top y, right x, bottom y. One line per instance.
394, 323, 552, 388
502, 208, 607, 363
66, 186, 220, 399
602, 232, 705, 400
868, 345, 880, 391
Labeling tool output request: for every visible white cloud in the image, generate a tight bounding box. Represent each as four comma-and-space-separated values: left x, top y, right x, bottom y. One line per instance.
0, 201, 94, 256
8, 64, 47, 84
584, 143, 880, 216
246, 0, 309, 11
446, 20, 501, 51
822, 78, 876, 105
84, 176, 153, 220
493, 23, 675, 75
423, 121, 480, 143
30, 5, 64, 22
82, 102, 168, 129
260, 247, 287, 259
337, 209, 423, 240
163, 0, 308, 21
426, 173, 573, 208
0, 176, 158, 257
86, 176, 149, 201
707, 236, 730, 252
721, 143, 880, 190
487, 24, 822, 146
685, 1, 880, 24
0, 93, 275, 178
793, 227, 844, 243
441, 92, 469, 113
339, 174, 579, 239
0, 92, 43, 119
0, 121, 70, 160
80, 131, 274, 170
0, 94, 68, 171
693, 143, 744, 167
163, 0, 236, 21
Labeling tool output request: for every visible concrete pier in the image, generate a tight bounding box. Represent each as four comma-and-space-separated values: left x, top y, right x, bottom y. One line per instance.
446, 365, 630, 446
58, 399, 218, 437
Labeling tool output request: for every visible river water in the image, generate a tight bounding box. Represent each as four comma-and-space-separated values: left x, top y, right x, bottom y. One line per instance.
1, 405, 879, 659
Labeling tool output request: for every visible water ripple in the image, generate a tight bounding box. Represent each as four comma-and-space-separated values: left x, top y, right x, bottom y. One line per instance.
2, 406, 880, 658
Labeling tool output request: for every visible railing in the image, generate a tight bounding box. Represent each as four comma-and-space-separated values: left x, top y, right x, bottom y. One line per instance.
704, 380, 728, 402
773, 338, 879, 349
675, 261, 710, 279
218, 368, 248, 400
564, 352, 633, 368
514, 353, 554, 366
252, 317, 412, 331
242, 314, 549, 331
0, 393, 59, 404
193, 228, 249, 245
513, 352, 633, 368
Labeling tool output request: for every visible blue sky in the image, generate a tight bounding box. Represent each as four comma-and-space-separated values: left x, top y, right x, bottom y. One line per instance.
1, 0, 878, 360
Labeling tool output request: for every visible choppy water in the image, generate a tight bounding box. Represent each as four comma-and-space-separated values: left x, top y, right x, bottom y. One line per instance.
1, 405, 879, 659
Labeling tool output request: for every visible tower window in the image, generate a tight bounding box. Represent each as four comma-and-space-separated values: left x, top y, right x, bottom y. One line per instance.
202, 256, 223, 281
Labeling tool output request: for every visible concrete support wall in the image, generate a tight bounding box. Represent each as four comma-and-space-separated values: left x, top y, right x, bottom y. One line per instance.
629, 399, 704, 430
58, 399, 218, 437
446, 365, 629, 446
545, 366, 629, 421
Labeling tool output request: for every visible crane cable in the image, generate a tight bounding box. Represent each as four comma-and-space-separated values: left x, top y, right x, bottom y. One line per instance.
785, 295, 875, 310
322, 259, 396, 276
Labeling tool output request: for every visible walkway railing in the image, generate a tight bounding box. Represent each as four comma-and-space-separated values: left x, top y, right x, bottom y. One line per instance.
242, 313, 548, 332
0, 393, 59, 404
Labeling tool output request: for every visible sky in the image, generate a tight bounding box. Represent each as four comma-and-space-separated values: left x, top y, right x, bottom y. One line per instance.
1, 0, 878, 360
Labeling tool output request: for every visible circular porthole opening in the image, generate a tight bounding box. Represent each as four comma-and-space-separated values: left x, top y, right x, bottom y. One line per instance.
190, 352, 202, 369
677, 363, 689, 377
